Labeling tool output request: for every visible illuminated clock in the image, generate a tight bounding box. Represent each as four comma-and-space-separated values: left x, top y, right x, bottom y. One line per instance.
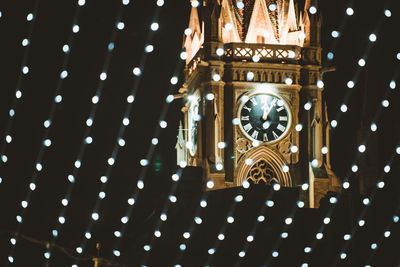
187, 96, 200, 156
238, 94, 291, 143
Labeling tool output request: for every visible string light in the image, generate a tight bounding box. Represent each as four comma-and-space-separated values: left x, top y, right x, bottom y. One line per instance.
3, 1, 399, 265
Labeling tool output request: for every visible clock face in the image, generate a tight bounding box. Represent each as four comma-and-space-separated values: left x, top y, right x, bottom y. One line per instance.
188, 99, 199, 156
238, 94, 291, 143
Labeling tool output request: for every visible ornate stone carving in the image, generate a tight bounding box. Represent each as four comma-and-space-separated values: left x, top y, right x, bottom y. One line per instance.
247, 160, 279, 185
236, 138, 251, 153
277, 138, 291, 154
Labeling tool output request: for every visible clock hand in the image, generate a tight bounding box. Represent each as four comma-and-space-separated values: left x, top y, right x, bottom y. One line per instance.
262, 99, 277, 120
261, 102, 269, 121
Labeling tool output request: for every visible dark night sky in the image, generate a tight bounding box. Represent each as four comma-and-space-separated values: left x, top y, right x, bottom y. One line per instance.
0, 0, 399, 266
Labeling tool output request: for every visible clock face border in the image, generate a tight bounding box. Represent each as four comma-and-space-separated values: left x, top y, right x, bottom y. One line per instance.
236, 92, 292, 145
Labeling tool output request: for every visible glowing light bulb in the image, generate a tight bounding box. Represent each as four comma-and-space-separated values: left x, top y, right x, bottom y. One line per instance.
331, 31, 340, 38
121, 216, 129, 224
72, 24, 80, 33
184, 28, 192, 36
247, 72, 254, 81
234, 195, 243, 202
117, 22, 125, 30
370, 123, 377, 132
191, 0, 199, 7
27, 13, 34, 21
170, 76, 178, 85
309, 6, 317, 14
369, 34, 377, 42
236, 0, 244, 9
224, 23, 233, 30
100, 176, 108, 183
390, 80, 396, 89
194, 216, 202, 224
60, 70, 68, 79
347, 81, 355, 88
213, 73, 221, 82
295, 124, 303, 131
133, 67, 141, 76
252, 55, 260, 62
285, 217, 293, 225
92, 212, 99, 221
137, 180, 144, 189
100, 72, 107, 80
128, 198, 135, 205
346, 7, 354, 16
22, 66, 29, 74
58, 216, 65, 224
377, 181, 385, 189
92, 95, 99, 104
180, 51, 188, 60
145, 45, 154, 53
304, 102, 312, 110
269, 4, 277, 11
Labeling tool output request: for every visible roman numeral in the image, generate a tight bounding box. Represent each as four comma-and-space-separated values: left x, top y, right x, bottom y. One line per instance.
277, 106, 284, 112
243, 106, 251, 112
243, 123, 252, 132
251, 130, 259, 139
272, 131, 279, 139
277, 124, 286, 132
279, 116, 288, 121
250, 98, 258, 106
241, 116, 249, 121
263, 133, 268, 141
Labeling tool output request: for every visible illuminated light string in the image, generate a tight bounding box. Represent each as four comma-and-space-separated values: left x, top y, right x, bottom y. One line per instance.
329, 1, 393, 131
6, 1, 88, 264
202, 183, 248, 267
73, 12, 168, 261
171, 192, 211, 266
0, 0, 40, 168
333, 141, 400, 266
304, 96, 399, 265
304, 57, 400, 264
263, 199, 308, 266
233, 187, 280, 266
70, 0, 173, 257
4, 230, 126, 266
324, 0, 356, 61
364, 205, 400, 266
53, 0, 163, 261
139, 169, 185, 265
35, 0, 131, 261
110, 71, 183, 258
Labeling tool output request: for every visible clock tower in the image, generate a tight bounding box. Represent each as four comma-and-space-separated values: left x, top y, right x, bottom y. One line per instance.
176, 0, 341, 208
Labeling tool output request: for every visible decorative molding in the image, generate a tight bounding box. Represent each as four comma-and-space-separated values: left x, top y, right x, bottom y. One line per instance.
236, 145, 291, 187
